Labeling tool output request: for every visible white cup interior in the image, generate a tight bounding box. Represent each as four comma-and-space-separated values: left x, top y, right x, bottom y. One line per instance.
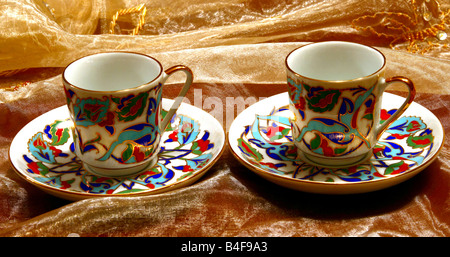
286, 42, 385, 81
64, 52, 162, 91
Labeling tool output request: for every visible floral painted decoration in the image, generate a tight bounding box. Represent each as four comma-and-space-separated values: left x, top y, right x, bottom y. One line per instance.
288, 77, 378, 158
237, 105, 434, 183
23, 109, 217, 196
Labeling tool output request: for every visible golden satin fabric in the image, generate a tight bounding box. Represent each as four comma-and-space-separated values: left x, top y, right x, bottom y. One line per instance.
0, 0, 449, 236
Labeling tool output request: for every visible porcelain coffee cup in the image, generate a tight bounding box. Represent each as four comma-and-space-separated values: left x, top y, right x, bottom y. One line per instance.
286, 41, 415, 168
63, 52, 193, 177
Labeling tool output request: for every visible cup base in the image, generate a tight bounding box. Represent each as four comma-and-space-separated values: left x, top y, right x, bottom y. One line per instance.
297, 149, 372, 169
83, 158, 158, 178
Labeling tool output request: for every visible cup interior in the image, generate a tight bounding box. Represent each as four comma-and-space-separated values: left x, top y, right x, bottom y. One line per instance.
286, 42, 385, 81
64, 52, 162, 91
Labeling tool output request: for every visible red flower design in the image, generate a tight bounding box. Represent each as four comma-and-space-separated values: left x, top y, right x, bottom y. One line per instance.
168, 130, 178, 141
142, 170, 158, 176
99, 112, 115, 127
181, 123, 193, 133
373, 147, 384, 154
390, 133, 410, 139
347, 166, 358, 175
286, 147, 297, 156
27, 162, 40, 174
84, 103, 104, 122
196, 139, 211, 152
132, 146, 145, 162
182, 165, 194, 172
365, 102, 375, 115
390, 162, 410, 175
265, 124, 287, 138
294, 97, 306, 111
60, 180, 71, 190
260, 162, 280, 169
320, 137, 335, 157
266, 126, 282, 138
380, 109, 391, 121
128, 97, 145, 117
407, 120, 421, 132
49, 146, 61, 157
33, 137, 46, 149
313, 93, 337, 109
288, 80, 298, 94
411, 137, 431, 145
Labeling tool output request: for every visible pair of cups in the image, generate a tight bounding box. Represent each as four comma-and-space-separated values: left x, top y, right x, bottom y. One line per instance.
63, 41, 415, 177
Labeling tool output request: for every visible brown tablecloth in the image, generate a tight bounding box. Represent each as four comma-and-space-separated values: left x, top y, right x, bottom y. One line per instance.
0, 0, 448, 237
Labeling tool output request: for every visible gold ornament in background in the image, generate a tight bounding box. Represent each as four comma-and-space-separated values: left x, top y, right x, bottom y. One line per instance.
352, 0, 449, 54
110, 4, 147, 35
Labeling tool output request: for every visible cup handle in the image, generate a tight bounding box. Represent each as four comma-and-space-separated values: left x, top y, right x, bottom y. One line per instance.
159, 65, 193, 131
375, 76, 416, 139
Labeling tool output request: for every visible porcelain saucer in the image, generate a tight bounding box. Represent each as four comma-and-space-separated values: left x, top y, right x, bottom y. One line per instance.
228, 92, 444, 194
9, 99, 225, 201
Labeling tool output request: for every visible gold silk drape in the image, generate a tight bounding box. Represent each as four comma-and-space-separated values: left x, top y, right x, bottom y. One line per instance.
1, 0, 449, 75
0, 0, 449, 237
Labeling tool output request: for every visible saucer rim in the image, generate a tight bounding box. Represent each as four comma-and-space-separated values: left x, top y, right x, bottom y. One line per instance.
9, 101, 226, 201
227, 92, 445, 194
229, 140, 442, 194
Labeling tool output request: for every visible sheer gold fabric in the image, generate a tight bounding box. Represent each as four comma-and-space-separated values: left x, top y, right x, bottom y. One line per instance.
0, 0, 449, 237
1, 0, 449, 75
